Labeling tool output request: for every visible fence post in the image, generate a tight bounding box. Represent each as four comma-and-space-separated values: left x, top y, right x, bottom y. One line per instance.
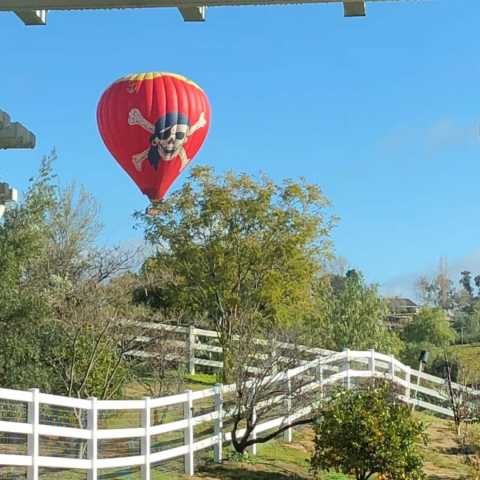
412, 365, 423, 412
186, 325, 196, 375
142, 397, 151, 480
271, 341, 278, 376
184, 390, 194, 475
214, 384, 223, 463
390, 354, 395, 382
284, 372, 293, 442
251, 406, 257, 455
344, 349, 351, 390
405, 366, 411, 401
368, 349, 376, 376
315, 357, 324, 398
87, 397, 98, 480
27, 388, 39, 480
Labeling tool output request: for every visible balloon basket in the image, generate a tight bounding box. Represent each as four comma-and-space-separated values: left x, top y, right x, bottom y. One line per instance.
146, 203, 162, 217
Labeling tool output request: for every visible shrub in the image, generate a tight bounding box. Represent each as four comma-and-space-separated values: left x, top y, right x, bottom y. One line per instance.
311, 382, 427, 480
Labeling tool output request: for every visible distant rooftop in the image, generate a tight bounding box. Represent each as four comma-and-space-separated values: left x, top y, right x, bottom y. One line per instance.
387, 297, 418, 309
385, 297, 419, 331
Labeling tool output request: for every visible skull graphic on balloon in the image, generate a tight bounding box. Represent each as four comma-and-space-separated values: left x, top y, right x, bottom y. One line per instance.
97, 72, 210, 204
128, 108, 207, 172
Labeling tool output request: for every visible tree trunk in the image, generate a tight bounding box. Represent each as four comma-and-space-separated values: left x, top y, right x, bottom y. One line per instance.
233, 441, 248, 454
222, 345, 235, 384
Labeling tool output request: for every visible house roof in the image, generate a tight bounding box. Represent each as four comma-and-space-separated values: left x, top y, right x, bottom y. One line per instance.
387, 297, 418, 309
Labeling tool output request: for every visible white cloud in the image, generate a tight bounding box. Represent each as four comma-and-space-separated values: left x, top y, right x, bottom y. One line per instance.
379, 118, 480, 156
425, 119, 480, 153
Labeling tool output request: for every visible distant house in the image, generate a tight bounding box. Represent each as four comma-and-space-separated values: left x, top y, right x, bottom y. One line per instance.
385, 297, 419, 331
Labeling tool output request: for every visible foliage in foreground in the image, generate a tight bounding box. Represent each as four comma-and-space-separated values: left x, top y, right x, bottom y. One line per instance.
311, 382, 427, 480
0, 154, 159, 402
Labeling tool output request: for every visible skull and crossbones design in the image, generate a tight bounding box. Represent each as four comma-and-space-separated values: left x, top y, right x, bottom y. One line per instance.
128, 108, 207, 172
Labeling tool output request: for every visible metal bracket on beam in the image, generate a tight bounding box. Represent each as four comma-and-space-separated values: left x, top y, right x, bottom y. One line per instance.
343, 0, 365, 17
178, 5, 206, 21
14, 9, 47, 25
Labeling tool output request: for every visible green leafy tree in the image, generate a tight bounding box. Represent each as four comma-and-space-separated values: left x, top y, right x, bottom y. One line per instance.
417, 266, 480, 343
454, 307, 480, 344
316, 269, 402, 355
460, 271, 474, 298
416, 258, 456, 311
311, 382, 427, 480
463, 304, 480, 343
0, 155, 144, 401
400, 308, 455, 369
44, 277, 144, 402
449, 271, 480, 343
400, 341, 441, 373
0, 153, 57, 389
402, 307, 456, 347
136, 166, 336, 382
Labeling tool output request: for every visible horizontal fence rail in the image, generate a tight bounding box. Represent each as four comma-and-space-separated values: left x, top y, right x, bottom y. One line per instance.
1, 325, 479, 479
126, 321, 334, 374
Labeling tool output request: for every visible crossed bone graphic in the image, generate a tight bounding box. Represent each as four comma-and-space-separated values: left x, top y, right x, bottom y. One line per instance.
128, 108, 207, 172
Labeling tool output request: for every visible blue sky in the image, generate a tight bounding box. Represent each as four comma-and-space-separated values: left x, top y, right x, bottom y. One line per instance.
2, 0, 479, 297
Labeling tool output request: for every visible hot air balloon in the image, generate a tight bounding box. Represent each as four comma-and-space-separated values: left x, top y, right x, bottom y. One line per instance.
97, 72, 210, 204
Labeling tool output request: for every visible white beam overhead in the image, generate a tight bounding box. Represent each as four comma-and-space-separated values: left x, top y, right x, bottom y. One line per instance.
2, 0, 421, 25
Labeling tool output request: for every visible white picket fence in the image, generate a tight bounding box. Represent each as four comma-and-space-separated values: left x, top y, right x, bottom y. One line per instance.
1, 328, 479, 479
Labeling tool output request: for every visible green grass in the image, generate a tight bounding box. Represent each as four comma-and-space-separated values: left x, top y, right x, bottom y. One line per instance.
415, 411, 471, 479
190, 429, 350, 480
184, 372, 219, 387
123, 372, 219, 399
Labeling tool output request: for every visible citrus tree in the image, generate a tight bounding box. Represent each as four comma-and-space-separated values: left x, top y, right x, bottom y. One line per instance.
311, 382, 427, 480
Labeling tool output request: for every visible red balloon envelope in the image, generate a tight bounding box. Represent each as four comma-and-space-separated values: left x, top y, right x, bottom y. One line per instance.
97, 72, 210, 202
